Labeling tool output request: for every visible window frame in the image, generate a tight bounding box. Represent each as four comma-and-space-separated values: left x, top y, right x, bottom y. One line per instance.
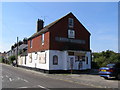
42, 34, 44, 45
68, 18, 74, 28
53, 55, 58, 65
86, 57, 88, 64
68, 29, 75, 38
30, 39, 32, 48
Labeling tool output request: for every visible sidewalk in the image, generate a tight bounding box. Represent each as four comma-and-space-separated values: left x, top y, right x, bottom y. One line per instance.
47, 73, 119, 88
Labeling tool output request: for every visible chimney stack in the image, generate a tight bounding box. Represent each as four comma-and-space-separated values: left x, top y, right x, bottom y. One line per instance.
37, 19, 44, 32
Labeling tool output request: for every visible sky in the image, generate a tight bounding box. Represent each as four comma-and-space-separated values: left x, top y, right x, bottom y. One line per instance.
1, 2, 118, 53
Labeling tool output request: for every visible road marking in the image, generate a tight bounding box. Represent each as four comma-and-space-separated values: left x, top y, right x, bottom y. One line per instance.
37, 85, 50, 90
9, 78, 12, 82
5, 75, 8, 78
17, 77, 29, 82
17, 77, 20, 80
18, 87, 28, 88
23, 79, 28, 82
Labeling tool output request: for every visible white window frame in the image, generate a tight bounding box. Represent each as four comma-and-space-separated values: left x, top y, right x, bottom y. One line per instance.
29, 53, 32, 63
68, 30, 75, 38
68, 18, 74, 28
42, 34, 44, 45
30, 39, 32, 48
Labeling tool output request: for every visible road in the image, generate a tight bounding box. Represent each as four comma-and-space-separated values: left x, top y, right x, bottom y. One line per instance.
2, 64, 96, 89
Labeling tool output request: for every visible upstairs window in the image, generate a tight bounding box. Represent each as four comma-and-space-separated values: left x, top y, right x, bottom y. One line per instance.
68, 30, 75, 38
30, 39, 32, 48
68, 18, 74, 28
42, 34, 44, 45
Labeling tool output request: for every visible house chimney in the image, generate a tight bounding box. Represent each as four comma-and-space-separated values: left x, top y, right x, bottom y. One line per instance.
37, 19, 44, 32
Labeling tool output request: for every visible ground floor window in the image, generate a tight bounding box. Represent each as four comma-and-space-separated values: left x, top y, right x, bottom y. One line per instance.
39, 53, 46, 64
86, 57, 88, 64
82, 56, 85, 61
53, 55, 58, 65
29, 53, 32, 63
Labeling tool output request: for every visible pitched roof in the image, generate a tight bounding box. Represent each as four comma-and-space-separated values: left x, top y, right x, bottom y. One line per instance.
28, 12, 73, 40
28, 12, 91, 40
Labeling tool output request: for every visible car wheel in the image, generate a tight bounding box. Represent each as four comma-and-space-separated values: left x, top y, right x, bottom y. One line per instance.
103, 77, 109, 80
117, 73, 120, 80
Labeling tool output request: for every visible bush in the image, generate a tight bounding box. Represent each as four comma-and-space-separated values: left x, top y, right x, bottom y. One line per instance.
0, 57, 5, 63
92, 50, 120, 68
8, 56, 16, 63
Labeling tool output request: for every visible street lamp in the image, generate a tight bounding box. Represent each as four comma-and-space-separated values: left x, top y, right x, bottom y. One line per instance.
16, 37, 18, 67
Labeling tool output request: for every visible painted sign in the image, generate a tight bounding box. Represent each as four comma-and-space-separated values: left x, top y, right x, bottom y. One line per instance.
55, 37, 85, 44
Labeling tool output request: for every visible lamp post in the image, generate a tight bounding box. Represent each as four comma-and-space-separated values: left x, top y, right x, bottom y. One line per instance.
16, 37, 19, 67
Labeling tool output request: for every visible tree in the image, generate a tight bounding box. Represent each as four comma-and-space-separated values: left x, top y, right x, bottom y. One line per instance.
18, 41, 23, 46
92, 50, 120, 68
23, 38, 28, 44
11, 45, 15, 50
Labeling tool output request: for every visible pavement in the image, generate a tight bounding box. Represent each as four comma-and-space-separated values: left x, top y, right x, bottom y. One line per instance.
2, 63, 120, 89
48, 74, 119, 88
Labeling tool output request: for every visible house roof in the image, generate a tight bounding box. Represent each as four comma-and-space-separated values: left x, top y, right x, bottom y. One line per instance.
28, 12, 90, 40
28, 12, 73, 40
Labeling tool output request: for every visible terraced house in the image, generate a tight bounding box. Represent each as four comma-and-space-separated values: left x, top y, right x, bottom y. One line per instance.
18, 12, 92, 73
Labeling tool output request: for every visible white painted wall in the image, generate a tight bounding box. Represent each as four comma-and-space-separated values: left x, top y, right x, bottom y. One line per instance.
25, 51, 50, 70
18, 50, 91, 70
49, 50, 67, 70
49, 50, 91, 70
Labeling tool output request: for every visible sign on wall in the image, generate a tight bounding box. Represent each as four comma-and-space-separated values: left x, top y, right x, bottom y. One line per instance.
55, 37, 85, 44
39, 53, 46, 64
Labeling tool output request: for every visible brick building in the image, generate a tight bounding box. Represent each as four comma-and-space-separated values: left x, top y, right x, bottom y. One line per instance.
18, 12, 91, 73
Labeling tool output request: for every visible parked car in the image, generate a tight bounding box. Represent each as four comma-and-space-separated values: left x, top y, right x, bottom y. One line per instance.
99, 63, 120, 80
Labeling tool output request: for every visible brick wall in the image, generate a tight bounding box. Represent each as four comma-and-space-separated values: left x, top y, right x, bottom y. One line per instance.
28, 13, 91, 53
28, 32, 50, 53
49, 13, 90, 51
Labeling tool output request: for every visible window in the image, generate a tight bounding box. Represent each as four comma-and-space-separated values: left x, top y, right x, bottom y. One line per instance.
86, 57, 88, 64
82, 56, 85, 61
53, 55, 58, 65
68, 18, 74, 28
29, 53, 32, 63
75, 56, 79, 62
39, 53, 46, 64
42, 34, 44, 45
30, 39, 32, 48
68, 30, 75, 38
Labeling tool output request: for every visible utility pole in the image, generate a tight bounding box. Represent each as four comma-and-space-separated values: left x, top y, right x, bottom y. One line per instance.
16, 37, 18, 67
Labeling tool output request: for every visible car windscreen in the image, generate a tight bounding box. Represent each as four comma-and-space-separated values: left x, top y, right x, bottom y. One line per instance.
106, 64, 115, 68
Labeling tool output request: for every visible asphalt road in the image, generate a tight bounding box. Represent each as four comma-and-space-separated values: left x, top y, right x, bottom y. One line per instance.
2, 64, 95, 89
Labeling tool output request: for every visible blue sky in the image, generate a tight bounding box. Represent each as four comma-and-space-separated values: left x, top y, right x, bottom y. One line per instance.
1, 2, 118, 52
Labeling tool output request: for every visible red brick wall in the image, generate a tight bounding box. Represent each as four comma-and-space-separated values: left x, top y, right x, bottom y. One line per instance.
28, 32, 50, 53
49, 13, 90, 51
28, 13, 91, 53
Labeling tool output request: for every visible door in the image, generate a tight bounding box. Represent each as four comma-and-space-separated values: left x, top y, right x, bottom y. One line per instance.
78, 61, 82, 70
67, 56, 75, 70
